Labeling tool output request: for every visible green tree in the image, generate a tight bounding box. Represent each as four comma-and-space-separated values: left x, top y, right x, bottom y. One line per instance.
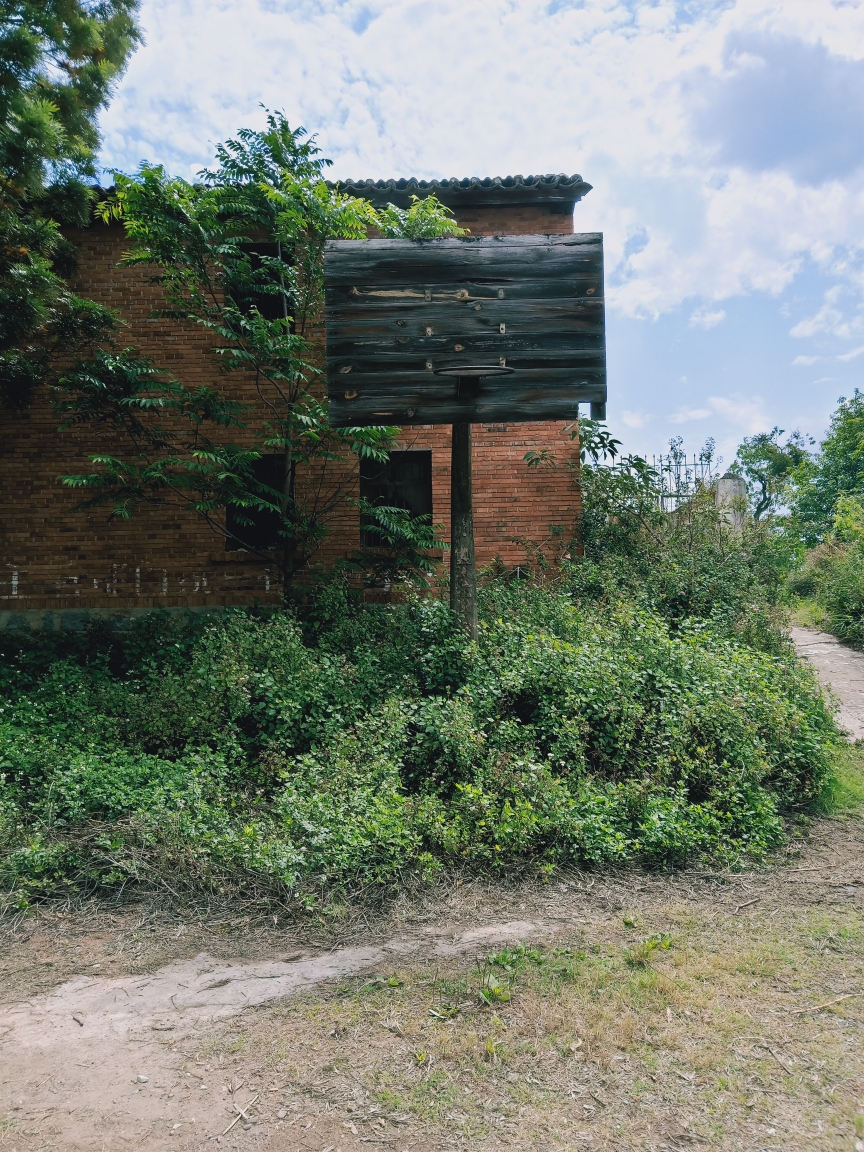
0, 0, 141, 411
790, 391, 864, 545
731, 427, 810, 520
56, 114, 462, 593
375, 193, 468, 239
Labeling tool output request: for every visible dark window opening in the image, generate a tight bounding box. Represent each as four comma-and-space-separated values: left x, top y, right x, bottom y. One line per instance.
231, 243, 293, 325
226, 453, 285, 552
360, 451, 433, 548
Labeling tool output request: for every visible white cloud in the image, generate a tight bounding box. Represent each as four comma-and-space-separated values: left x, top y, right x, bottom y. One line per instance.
670, 407, 713, 423
689, 306, 726, 330
99, 0, 864, 330
620, 410, 649, 428
790, 285, 864, 339
837, 344, 864, 361
792, 355, 818, 365
708, 395, 768, 433
670, 395, 768, 433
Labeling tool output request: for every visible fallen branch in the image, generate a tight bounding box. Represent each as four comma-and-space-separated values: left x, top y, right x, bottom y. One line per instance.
733, 898, 761, 914
222, 1093, 259, 1135
790, 994, 863, 1015
754, 1042, 793, 1074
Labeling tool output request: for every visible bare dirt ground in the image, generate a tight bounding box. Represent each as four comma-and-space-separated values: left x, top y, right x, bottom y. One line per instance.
0, 630, 862, 1152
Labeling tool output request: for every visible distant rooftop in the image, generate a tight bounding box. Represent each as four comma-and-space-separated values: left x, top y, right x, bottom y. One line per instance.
331, 173, 592, 211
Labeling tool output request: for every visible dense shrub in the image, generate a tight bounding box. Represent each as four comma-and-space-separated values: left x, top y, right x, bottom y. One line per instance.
789, 390, 864, 547
0, 568, 837, 904
791, 542, 864, 644
788, 494, 864, 644
576, 462, 798, 654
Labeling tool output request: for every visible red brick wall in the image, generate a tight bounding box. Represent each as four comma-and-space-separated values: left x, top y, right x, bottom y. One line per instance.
0, 202, 581, 611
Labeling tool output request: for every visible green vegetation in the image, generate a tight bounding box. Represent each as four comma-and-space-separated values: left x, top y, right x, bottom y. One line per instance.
730, 426, 810, 520
0, 518, 838, 906
56, 116, 463, 591
790, 528, 864, 644
813, 744, 864, 815
780, 391, 864, 643
0, 0, 141, 413
789, 390, 864, 548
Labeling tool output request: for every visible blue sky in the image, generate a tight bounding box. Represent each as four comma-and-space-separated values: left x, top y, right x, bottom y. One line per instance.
99, 0, 864, 462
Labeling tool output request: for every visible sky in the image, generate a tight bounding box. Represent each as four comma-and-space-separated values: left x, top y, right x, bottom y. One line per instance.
99, 0, 864, 466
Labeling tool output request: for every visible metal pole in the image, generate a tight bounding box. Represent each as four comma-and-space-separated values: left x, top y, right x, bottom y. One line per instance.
450, 417, 477, 639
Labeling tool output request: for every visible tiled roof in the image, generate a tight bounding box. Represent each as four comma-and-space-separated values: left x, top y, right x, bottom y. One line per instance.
330, 173, 592, 209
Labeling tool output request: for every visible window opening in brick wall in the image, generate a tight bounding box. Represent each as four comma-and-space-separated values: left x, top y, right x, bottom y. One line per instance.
231, 243, 293, 325
360, 450, 433, 548
226, 453, 284, 552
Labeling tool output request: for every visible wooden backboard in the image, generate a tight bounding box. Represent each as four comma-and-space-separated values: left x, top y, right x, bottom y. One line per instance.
324, 233, 606, 426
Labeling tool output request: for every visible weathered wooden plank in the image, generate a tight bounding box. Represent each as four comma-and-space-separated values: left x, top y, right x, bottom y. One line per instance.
325, 278, 603, 307
329, 385, 606, 427
331, 367, 604, 391
330, 368, 605, 395
328, 326, 603, 350
324, 234, 607, 426
327, 300, 604, 329
326, 258, 602, 285
329, 374, 606, 424
324, 235, 602, 271
326, 233, 603, 252
328, 295, 604, 311
331, 376, 605, 404
324, 242, 603, 283
328, 326, 605, 352
328, 335, 604, 355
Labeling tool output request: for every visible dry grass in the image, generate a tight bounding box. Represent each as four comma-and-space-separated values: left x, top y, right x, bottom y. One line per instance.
187, 838, 864, 1149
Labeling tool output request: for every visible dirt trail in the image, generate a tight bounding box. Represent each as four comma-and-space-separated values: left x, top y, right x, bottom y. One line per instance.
0, 920, 543, 1151
791, 624, 864, 741
2, 835, 863, 1151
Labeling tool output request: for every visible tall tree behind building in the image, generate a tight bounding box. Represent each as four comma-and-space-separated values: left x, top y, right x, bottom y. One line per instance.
0, 0, 140, 411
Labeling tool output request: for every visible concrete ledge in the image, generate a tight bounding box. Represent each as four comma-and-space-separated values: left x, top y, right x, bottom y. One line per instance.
0, 606, 230, 631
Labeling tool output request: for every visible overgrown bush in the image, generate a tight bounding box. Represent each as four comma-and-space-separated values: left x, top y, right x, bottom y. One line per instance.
576, 458, 799, 654
0, 565, 837, 906
790, 543, 864, 644
781, 392, 864, 641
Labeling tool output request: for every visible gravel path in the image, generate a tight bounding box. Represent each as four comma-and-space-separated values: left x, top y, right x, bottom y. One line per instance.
791, 625, 864, 741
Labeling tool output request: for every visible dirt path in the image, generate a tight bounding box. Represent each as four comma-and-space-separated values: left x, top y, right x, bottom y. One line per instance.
791, 625, 864, 741
1, 822, 863, 1152
0, 918, 545, 1152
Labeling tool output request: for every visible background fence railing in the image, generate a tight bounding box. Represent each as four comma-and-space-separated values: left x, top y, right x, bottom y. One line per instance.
650, 450, 723, 512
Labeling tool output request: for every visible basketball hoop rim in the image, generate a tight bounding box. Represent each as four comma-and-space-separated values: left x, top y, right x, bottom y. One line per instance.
432, 365, 516, 378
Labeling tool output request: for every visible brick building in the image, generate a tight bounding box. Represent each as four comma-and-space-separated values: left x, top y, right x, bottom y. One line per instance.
0, 173, 594, 627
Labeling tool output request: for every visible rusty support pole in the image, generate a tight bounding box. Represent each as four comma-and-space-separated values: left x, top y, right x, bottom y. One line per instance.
450, 418, 477, 640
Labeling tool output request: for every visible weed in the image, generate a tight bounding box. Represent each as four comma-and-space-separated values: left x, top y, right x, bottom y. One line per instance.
486, 943, 547, 971
478, 971, 511, 1007
625, 932, 673, 968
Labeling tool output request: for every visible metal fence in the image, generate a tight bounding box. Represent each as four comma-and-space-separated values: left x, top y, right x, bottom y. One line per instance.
649, 439, 723, 512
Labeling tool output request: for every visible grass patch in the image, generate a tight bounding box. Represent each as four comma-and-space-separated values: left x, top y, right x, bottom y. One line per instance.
815, 743, 864, 816
199, 894, 864, 1149
790, 597, 831, 630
